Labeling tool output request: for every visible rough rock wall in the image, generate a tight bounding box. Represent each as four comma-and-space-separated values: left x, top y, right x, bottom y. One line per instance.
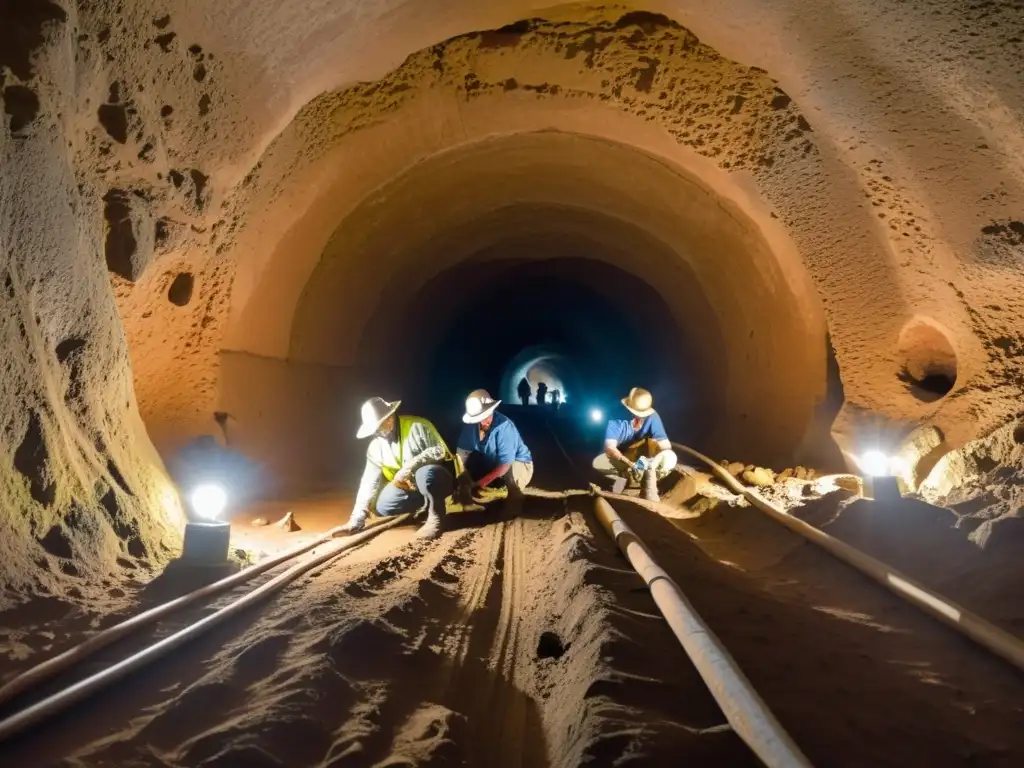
1, 2, 183, 599
3, 0, 1024, 591
219, 6, 1024, 468
38, 1, 1016, 477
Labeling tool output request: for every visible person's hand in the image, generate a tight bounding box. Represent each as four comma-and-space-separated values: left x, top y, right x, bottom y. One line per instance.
456, 481, 475, 507
392, 474, 415, 491
336, 518, 365, 536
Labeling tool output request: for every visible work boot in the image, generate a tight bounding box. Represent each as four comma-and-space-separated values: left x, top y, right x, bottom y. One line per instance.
414, 502, 446, 540
642, 469, 660, 502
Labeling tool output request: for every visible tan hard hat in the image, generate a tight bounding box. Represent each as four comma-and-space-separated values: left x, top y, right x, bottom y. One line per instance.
356, 397, 401, 438
621, 387, 655, 418
463, 389, 501, 424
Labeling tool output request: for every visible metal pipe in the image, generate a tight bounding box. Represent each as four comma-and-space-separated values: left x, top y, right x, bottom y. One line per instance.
672, 442, 1024, 673
0, 518, 375, 706
0, 515, 409, 743
592, 495, 813, 768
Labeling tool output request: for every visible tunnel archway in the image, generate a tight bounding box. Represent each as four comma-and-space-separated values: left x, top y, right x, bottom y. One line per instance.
219, 130, 830, 493
291, 133, 823, 450
502, 346, 577, 408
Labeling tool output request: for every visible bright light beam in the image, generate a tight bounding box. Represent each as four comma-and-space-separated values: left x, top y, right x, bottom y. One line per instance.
190, 484, 228, 520
859, 450, 891, 477
590, 408, 604, 424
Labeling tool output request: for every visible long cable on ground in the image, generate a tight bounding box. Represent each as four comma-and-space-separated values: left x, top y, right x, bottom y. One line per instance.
592, 494, 813, 768
670, 442, 1024, 673
0, 514, 409, 744
0, 519, 370, 707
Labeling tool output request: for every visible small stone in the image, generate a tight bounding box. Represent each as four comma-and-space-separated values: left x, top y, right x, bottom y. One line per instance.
742, 467, 775, 487
251, 517, 268, 526
834, 475, 862, 494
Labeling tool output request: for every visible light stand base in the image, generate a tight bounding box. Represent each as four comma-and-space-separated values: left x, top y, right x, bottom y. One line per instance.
181, 521, 231, 563
864, 475, 902, 504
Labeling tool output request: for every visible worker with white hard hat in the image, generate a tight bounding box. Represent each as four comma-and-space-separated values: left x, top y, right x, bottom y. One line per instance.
592, 387, 677, 501
455, 389, 533, 510
339, 397, 454, 540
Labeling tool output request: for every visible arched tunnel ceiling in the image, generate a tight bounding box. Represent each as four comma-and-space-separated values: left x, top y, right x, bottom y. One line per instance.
275, 130, 824, 460
14, 2, 1019, 467
3, 0, 1024, 586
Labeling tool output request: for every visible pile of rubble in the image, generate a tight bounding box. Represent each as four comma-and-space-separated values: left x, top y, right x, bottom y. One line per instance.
717, 461, 820, 487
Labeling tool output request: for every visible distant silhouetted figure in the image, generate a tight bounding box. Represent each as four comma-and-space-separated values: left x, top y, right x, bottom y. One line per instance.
517, 378, 531, 406
536, 381, 548, 406
551, 390, 561, 410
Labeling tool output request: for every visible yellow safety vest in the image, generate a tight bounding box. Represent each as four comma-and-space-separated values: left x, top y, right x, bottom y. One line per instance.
377, 415, 457, 481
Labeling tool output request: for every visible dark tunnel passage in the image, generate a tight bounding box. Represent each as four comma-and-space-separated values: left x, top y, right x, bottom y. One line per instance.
220, 132, 834, 495
357, 257, 699, 444
501, 345, 578, 408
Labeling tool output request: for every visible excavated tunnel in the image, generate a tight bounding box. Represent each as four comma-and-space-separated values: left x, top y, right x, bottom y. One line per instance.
217, 132, 833, 495
6, 3, 1024, 764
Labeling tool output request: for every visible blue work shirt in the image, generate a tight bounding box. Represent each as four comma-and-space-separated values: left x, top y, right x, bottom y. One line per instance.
458, 412, 533, 466
605, 412, 669, 446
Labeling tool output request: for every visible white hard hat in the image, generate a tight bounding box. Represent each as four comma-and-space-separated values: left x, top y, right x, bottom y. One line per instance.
356, 397, 401, 438
463, 389, 501, 424
621, 387, 655, 418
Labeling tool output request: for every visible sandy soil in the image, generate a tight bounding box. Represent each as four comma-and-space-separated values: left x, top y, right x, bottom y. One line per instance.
2, 436, 1023, 767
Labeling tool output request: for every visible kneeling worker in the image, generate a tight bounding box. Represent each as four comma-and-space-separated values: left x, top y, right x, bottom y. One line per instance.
593, 387, 677, 501
339, 397, 454, 539
456, 389, 533, 509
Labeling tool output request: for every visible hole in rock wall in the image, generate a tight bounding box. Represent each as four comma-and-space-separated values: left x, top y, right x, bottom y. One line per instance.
897, 318, 957, 402
168, 272, 194, 305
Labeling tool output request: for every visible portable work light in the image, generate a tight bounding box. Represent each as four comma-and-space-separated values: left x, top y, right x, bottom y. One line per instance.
857, 450, 902, 503
190, 483, 227, 520
180, 483, 231, 565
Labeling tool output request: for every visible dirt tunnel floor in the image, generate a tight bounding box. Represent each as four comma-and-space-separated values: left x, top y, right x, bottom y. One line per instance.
4, 487, 1024, 767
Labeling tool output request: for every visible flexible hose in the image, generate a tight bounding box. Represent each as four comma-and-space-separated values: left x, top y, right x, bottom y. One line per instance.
593, 495, 813, 767
670, 442, 1024, 673
0, 514, 409, 743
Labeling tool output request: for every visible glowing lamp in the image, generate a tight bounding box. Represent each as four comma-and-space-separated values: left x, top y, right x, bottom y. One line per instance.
190, 484, 227, 520
857, 450, 903, 503
590, 408, 604, 424
859, 450, 892, 477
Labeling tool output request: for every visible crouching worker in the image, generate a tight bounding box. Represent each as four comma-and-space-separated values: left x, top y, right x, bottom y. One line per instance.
456, 390, 533, 512
338, 397, 454, 540
593, 387, 677, 501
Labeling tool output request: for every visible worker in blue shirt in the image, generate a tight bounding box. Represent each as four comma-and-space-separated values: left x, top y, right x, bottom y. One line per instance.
593, 387, 677, 501
456, 389, 533, 511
